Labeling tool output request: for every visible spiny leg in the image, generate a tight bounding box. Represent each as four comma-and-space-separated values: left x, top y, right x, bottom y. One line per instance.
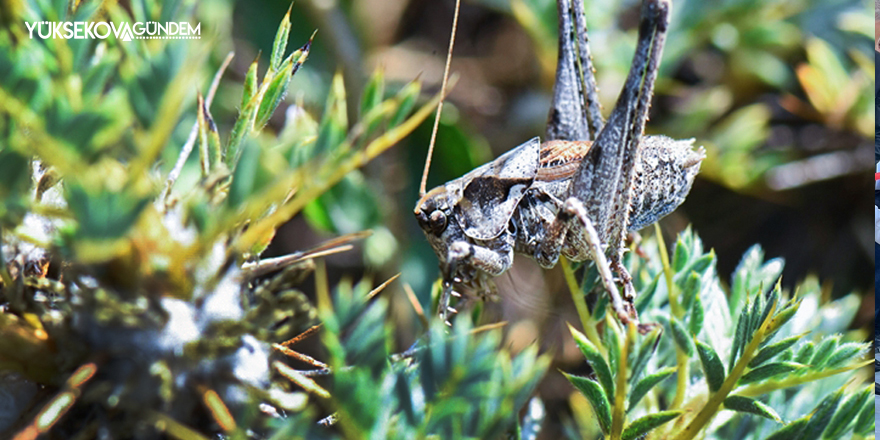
546, 0, 603, 142
440, 241, 512, 324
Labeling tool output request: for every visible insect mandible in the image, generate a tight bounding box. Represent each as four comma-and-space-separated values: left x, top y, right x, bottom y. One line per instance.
414, 0, 705, 326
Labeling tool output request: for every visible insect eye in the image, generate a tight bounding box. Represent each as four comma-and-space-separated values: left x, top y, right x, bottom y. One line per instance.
429, 210, 447, 234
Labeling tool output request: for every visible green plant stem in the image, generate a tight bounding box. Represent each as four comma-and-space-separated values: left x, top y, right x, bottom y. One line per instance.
671, 298, 778, 440
560, 257, 606, 357
735, 360, 872, 398
609, 323, 634, 440
653, 224, 688, 410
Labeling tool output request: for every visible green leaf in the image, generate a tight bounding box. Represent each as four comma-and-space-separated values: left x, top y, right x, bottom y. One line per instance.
808, 335, 840, 367
822, 388, 867, 439
255, 58, 292, 130
739, 362, 802, 385
669, 316, 694, 357
629, 326, 661, 385
671, 238, 689, 272
360, 67, 385, 119
621, 410, 682, 440
226, 84, 261, 170
196, 93, 221, 176
730, 245, 783, 316
794, 341, 815, 364
256, 38, 312, 131
563, 373, 611, 434
765, 417, 808, 440
604, 318, 622, 377
800, 389, 844, 440
723, 395, 782, 423
314, 72, 349, 156
569, 325, 614, 398
729, 302, 749, 371
852, 386, 875, 436
821, 342, 866, 369
749, 334, 801, 368
628, 367, 676, 411
680, 271, 701, 312
269, 3, 293, 73
688, 294, 704, 335
695, 340, 725, 393
389, 80, 420, 128
240, 53, 259, 111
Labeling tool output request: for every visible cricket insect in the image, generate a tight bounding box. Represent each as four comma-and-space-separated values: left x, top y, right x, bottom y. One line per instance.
414, 0, 705, 326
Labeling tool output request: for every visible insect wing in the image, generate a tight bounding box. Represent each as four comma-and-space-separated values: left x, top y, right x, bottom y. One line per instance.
453, 137, 541, 240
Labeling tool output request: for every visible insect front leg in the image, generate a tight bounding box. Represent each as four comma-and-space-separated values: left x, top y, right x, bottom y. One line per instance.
440, 240, 513, 324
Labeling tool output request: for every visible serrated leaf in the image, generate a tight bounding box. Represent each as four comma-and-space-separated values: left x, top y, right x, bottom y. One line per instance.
563, 373, 611, 434
628, 367, 676, 411
621, 410, 682, 440
670, 317, 694, 357
569, 325, 614, 398
739, 362, 802, 385
750, 334, 801, 368
723, 395, 782, 423
695, 340, 725, 392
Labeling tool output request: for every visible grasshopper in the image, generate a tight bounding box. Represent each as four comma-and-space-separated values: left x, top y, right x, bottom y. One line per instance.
414, 0, 705, 326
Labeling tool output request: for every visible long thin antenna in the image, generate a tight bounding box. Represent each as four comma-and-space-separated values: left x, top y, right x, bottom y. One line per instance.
419, 0, 461, 197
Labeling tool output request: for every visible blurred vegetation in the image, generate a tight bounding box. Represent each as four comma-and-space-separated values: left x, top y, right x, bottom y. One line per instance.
0, 0, 873, 439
